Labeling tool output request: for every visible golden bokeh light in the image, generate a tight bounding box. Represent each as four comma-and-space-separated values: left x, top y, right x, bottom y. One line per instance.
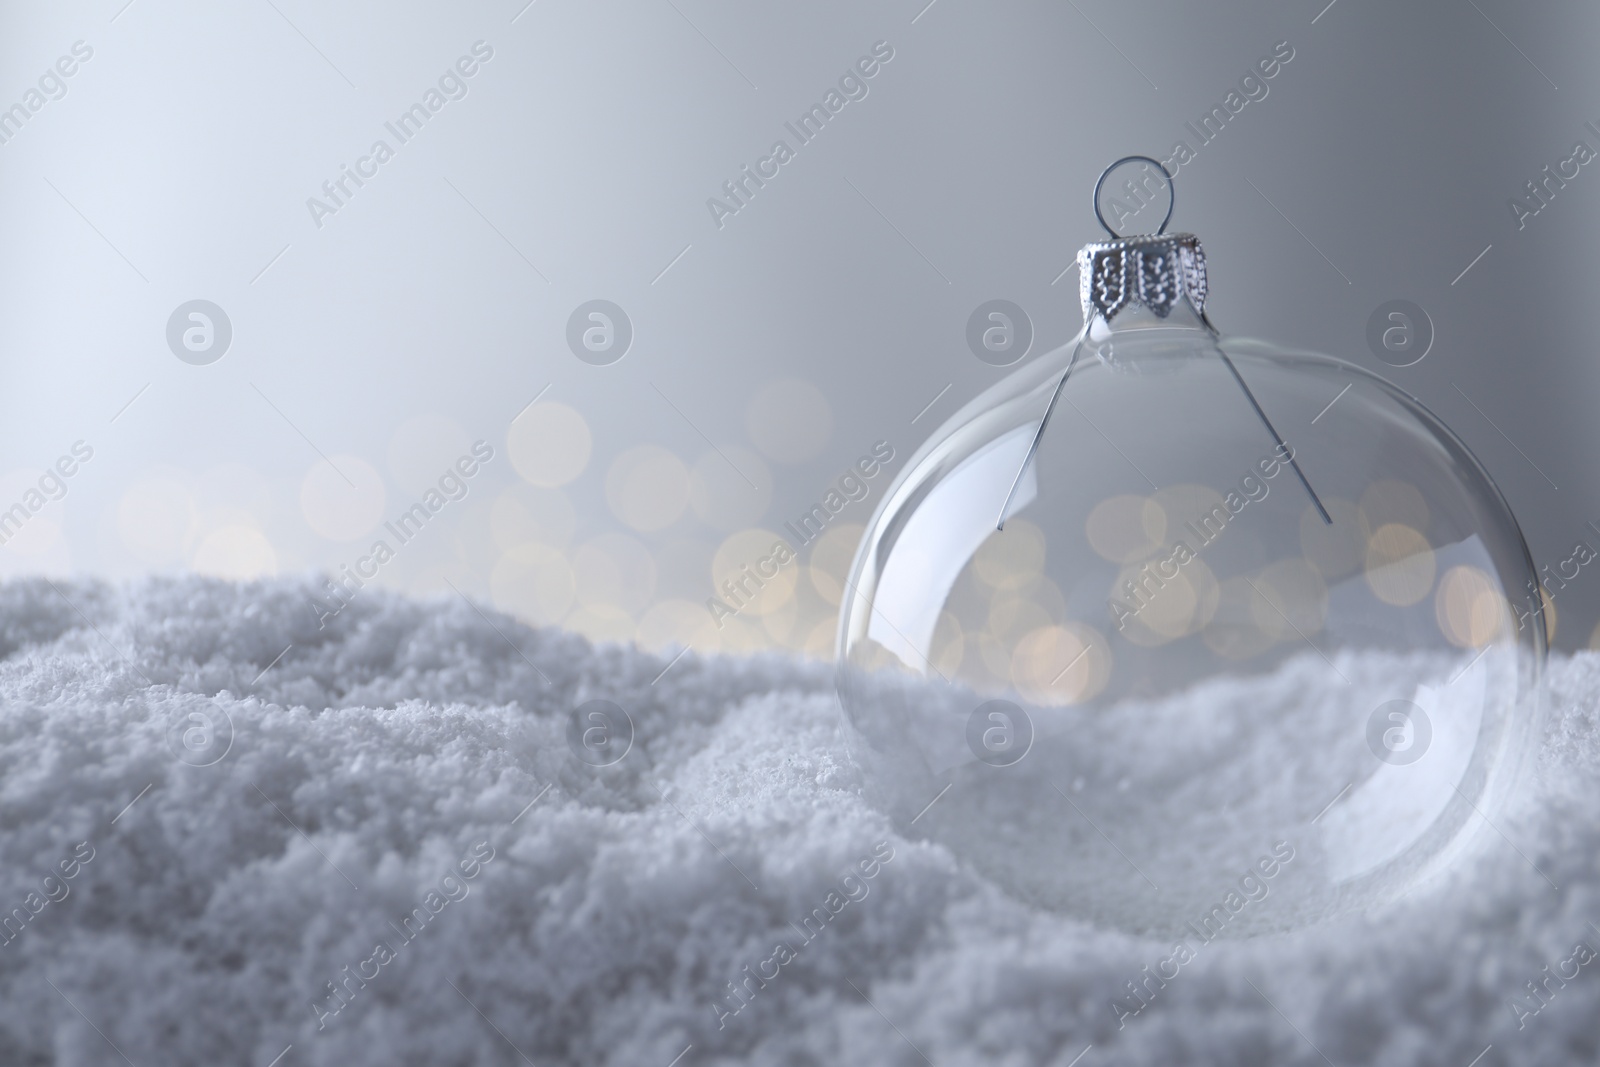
507, 402, 591, 488
606, 445, 690, 532
490, 543, 576, 625
989, 596, 1052, 647
1113, 555, 1219, 645
191, 525, 277, 580
988, 577, 1066, 645
973, 518, 1046, 591
711, 528, 797, 617
975, 631, 1015, 683
1010, 623, 1111, 706
1435, 565, 1507, 648
1364, 523, 1436, 606
1359, 480, 1429, 538
800, 616, 839, 661
1085, 494, 1166, 563
807, 523, 865, 606
759, 582, 801, 644
300, 455, 386, 542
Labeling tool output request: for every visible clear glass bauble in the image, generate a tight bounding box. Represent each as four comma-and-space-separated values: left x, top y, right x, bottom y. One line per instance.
836, 300, 1544, 936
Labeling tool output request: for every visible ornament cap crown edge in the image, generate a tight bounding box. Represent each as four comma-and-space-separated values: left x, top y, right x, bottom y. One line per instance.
1077, 232, 1208, 325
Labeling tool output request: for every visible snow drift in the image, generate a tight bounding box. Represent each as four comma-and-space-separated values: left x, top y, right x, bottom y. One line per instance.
0, 575, 1595, 1066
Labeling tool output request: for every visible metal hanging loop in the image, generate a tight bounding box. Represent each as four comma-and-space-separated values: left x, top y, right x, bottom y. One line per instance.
1092, 155, 1175, 239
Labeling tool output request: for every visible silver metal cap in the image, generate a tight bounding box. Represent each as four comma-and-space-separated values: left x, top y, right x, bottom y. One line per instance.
1078, 232, 1207, 324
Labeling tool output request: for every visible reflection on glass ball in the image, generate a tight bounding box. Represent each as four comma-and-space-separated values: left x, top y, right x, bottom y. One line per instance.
836, 303, 1543, 936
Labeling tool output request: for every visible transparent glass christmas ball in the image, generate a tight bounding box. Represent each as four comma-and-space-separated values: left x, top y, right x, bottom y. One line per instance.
836, 232, 1544, 936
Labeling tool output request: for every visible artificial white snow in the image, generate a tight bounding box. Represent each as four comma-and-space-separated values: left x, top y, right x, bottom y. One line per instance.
0, 575, 1595, 1066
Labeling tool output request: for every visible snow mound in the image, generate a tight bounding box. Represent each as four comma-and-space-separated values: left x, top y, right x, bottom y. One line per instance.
0, 575, 1595, 1066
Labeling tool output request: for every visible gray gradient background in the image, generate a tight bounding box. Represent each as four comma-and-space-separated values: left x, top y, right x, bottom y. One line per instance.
1, 0, 1597, 647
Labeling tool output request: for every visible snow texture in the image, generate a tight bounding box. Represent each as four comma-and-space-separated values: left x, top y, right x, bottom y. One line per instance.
0, 575, 1596, 1066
